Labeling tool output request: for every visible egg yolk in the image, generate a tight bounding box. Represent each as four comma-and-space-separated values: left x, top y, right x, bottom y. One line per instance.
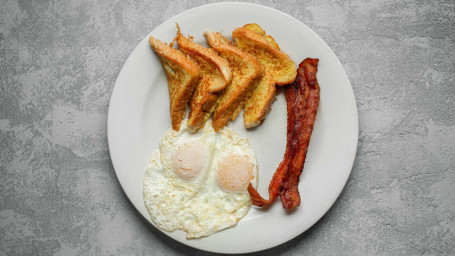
172, 142, 204, 180
217, 154, 254, 193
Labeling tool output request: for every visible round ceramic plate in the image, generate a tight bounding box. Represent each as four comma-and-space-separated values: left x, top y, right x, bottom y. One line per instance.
108, 2, 358, 254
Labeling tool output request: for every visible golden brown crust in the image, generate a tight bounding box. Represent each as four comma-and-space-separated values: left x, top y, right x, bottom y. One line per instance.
176, 27, 232, 93
187, 76, 219, 131
149, 36, 200, 131
243, 73, 276, 128
205, 31, 263, 131
232, 24, 297, 128
176, 26, 232, 131
232, 26, 296, 85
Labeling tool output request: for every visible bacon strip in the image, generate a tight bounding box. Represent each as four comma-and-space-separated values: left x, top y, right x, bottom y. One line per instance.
247, 81, 298, 206
248, 58, 320, 208
279, 58, 320, 208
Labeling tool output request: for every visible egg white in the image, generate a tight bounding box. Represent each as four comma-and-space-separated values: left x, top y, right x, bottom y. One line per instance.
143, 120, 258, 239
160, 120, 216, 191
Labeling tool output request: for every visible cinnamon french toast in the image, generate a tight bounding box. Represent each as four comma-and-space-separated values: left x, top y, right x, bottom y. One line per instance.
232, 23, 297, 128
149, 36, 201, 131
176, 25, 232, 131
205, 31, 263, 131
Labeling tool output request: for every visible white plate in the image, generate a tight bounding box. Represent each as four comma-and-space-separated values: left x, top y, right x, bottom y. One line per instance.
108, 2, 358, 254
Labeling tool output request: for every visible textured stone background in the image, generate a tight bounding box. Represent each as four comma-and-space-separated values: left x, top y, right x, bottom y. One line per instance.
1, 0, 454, 255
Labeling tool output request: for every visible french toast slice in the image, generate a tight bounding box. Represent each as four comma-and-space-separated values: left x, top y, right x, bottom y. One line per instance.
232, 23, 297, 128
149, 36, 201, 131
205, 31, 263, 131
176, 26, 232, 131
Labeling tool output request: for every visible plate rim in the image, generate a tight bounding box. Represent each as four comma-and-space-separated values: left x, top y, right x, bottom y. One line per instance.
107, 2, 358, 254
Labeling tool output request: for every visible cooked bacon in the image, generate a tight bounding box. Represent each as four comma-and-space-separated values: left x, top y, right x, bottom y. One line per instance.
247, 82, 298, 206
248, 58, 320, 209
279, 58, 320, 208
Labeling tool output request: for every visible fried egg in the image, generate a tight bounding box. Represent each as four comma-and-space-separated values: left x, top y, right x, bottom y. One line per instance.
143, 120, 258, 239
160, 121, 216, 191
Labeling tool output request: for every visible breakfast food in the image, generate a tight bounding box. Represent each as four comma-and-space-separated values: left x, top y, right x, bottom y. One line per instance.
143, 120, 258, 238
205, 31, 263, 131
232, 23, 297, 128
248, 58, 320, 209
149, 36, 201, 131
146, 24, 321, 230
176, 25, 232, 131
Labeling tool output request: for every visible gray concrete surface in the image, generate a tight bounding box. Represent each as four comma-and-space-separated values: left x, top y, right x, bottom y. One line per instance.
1, 0, 454, 255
